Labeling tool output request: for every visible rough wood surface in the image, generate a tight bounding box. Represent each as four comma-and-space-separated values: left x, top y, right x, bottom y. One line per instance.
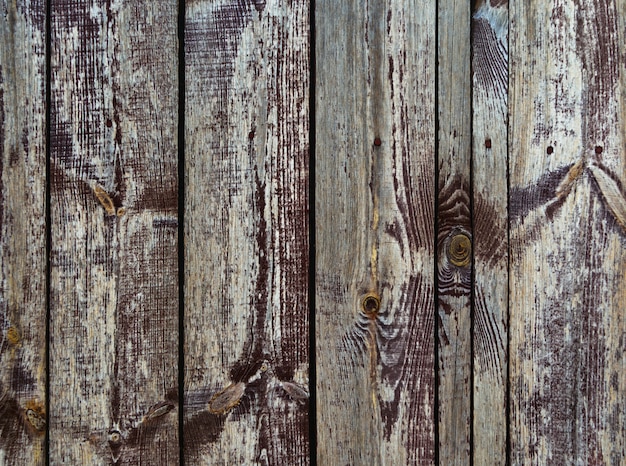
0, 1, 47, 464
184, 1, 310, 464
316, 1, 435, 464
509, 0, 626, 463
471, 0, 508, 463
437, 1, 472, 462
48, 1, 179, 463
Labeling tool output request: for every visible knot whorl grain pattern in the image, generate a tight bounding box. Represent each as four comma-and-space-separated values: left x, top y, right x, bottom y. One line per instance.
448, 234, 471, 267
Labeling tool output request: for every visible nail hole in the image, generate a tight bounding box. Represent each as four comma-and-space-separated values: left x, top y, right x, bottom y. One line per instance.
373, 137, 382, 147
105, 119, 113, 128
485, 139, 492, 149
547, 146, 554, 155
595, 145, 603, 154
362, 293, 381, 315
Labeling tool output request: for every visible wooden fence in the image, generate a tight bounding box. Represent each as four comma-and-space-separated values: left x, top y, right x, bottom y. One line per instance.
1, 0, 625, 464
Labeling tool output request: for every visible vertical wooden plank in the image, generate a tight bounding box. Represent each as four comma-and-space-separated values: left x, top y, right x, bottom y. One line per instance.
184, 2, 310, 464
316, 1, 435, 464
471, 0, 508, 463
49, 1, 179, 463
0, 1, 47, 463
510, 0, 626, 463
437, 0, 472, 463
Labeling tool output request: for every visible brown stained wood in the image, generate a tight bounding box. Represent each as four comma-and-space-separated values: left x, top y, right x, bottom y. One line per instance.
0, 1, 47, 464
471, 0, 508, 463
49, 1, 179, 464
184, 1, 309, 464
437, 0, 472, 463
509, 0, 626, 463
316, 1, 435, 464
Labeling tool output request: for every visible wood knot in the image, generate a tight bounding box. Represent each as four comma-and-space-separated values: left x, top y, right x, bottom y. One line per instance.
7, 326, 21, 346
24, 400, 46, 433
361, 293, 381, 316
108, 430, 122, 445
208, 382, 246, 415
448, 234, 471, 267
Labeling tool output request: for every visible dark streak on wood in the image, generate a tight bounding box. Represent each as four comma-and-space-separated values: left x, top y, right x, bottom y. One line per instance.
509, 164, 574, 221
472, 19, 507, 103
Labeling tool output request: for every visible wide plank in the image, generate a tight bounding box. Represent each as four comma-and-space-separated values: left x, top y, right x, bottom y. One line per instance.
316, 1, 436, 464
437, 0, 472, 462
184, 2, 310, 464
49, 1, 179, 463
0, 1, 47, 464
471, 0, 508, 463
509, 0, 626, 463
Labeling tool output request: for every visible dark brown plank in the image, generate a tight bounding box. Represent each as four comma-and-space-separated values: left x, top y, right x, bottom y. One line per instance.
0, 1, 47, 463
48, 1, 179, 463
183, 2, 310, 463
471, 0, 508, 463
509, 0, 626, 462
437, 0, 472, 462
316, 1, 436, 463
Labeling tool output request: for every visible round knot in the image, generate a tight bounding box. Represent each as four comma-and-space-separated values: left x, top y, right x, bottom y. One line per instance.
362, 293, 381, 315
448, 234, 471, 267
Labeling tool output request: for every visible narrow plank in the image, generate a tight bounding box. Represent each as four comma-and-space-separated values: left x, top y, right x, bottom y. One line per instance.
509, 0, 626, 463
437, 0, 472, 462
0, 1, 47, 464
316, 1, 435, 463
471, 0, 508, 463
184, 2, 310, 464
49, 1, 179, 463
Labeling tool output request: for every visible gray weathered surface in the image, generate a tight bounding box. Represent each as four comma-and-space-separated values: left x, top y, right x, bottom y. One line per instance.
184, 1, 310, 464
471, 0, 508, 463
48, 1, 179, 463
316, 1, 436, 463
509, 0, 626, 463
1, 1, 626, 464
0, 1, 47, 464
437, 0, 472, 462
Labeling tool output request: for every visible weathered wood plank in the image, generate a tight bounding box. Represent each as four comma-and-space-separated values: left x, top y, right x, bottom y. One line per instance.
49, 1, 179, 463
184, 2, 309, 464
509, 0, 626, 463
437, 1, 472, 462
471, 0, 508, 463
0, 1, 47, 464
316, 2, 435, 464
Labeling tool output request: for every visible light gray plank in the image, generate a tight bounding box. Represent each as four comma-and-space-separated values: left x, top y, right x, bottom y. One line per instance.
316, 1, 436, 464
437, 0, 472, 462
184, 1, 310, 464
0, 1, 47, 464
509, 0, 626, 463
471, 0, 508, 463
49, 1, 179, 463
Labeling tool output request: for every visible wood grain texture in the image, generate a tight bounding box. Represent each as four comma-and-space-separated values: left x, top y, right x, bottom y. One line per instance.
471, 0, 508, 463
184, 1, 309, 464
509, 0, 626, 463
437, 1, 472, 463
49, 1, 179, 463
0, 1, 47, 464
316, 1, 435, 464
